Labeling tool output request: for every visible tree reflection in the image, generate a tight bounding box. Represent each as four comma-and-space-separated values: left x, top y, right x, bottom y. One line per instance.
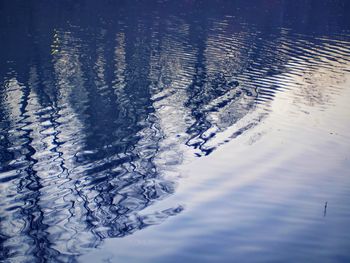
1, 1, 350, 262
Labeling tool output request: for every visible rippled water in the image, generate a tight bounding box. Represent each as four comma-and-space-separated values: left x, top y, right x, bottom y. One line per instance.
1, 1, 350, 262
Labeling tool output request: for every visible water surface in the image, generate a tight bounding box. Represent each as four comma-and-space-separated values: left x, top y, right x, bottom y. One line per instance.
1, 1, 350, 262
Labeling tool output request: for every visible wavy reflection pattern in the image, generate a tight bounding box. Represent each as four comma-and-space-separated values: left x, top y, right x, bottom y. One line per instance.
1, 1, 350, 262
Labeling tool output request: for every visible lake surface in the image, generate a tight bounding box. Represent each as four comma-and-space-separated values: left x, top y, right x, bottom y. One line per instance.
1, 1, 350, 262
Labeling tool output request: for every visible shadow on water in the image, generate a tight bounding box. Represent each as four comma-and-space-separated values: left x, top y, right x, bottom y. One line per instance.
0, 0, 350, 262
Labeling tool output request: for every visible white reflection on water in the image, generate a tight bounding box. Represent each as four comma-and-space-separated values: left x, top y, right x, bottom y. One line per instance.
81, 29, 350, 263
87, 40, 350, 262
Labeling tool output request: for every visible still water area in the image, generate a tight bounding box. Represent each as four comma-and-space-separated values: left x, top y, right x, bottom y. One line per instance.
1, 1, 350, 262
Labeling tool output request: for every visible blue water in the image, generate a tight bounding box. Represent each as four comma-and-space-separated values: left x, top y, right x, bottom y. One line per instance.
1, 1, 350, 262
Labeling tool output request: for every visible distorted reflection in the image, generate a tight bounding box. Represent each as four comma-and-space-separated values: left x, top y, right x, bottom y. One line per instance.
0, 1, 349, 262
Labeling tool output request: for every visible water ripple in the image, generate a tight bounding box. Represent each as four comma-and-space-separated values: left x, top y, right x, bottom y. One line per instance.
1, 1, 350, 262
